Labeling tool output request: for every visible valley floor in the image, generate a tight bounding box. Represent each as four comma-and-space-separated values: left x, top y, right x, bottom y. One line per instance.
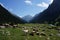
0, 24, 60, 40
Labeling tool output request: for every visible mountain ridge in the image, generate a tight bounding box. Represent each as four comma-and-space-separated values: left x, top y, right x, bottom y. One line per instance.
0, 4, 27, 24
30, 0, 60, 25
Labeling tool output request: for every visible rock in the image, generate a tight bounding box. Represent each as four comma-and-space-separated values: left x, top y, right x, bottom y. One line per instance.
0, 26, 5, 28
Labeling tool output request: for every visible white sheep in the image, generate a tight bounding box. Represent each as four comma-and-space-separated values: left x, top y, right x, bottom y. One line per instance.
0, 26, 5, 28
23, 29, 29, 36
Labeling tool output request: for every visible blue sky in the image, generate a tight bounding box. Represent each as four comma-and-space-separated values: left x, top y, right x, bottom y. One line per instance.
0, 0, 53, 17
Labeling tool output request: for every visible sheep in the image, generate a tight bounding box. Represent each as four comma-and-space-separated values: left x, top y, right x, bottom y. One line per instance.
23, 27, 27, 29
46, 37, 50, 40
23, 29, 29, 33
23, 29, 29, 36
4, 24, 9, 28
29, 32, 34, 36
22, 27, 28, 30
33, 30, 35, 33
13, 25, 17, 28
33, 28, 38, 33
22, 26, 24, 28
40, 32, 46, 36
0, 26, 5, 28
49, 24, 55, 26
33, 28, 36, 31
49, 33, 54, 36
36, 32, 40, 36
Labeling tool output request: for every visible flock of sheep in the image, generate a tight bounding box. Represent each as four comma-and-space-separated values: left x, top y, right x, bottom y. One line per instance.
22, 26, 46, 36
0, 23, 60, 40
0, 23, 17, 28
22, 25, 60, 37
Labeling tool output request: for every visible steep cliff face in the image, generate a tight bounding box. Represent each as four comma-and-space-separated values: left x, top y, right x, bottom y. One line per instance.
0, 4, 26, 24
30, 0, 60, 25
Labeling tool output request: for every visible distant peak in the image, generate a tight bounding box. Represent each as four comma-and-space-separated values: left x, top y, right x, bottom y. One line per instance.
24, 15, 33, 17
22, 15, 33, 22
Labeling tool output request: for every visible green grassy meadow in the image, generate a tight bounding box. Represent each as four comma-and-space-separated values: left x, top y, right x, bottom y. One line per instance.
0, 24, 60, 40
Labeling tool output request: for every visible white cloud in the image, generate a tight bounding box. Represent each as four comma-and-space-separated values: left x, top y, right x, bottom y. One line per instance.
50, 0, 53, 3
49, 0, 53, 4
36, 2, 49, 8
24, 0, 32, 5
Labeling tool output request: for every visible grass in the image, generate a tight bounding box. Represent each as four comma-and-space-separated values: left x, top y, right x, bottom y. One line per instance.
0, 24, 60, 40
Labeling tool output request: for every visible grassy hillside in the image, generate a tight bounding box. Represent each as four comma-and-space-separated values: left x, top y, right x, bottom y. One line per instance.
0, 24, 60, 40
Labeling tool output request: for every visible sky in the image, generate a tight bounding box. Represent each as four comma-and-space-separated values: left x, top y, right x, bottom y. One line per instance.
0, 0, 53, 17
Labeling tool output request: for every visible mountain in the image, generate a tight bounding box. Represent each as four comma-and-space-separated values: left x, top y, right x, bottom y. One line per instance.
0, 4, 27, 24
30, 0, 60, 25
22, 15, 33, 22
